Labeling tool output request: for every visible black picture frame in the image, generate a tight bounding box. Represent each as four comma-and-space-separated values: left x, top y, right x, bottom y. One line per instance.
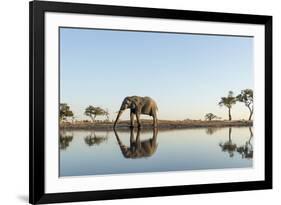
29, 0, 272, 204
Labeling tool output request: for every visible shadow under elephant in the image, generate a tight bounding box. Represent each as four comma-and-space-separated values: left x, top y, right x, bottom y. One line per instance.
114, 128, 158, 159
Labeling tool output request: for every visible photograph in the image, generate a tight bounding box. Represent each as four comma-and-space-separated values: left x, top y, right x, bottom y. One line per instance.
29, 1, 272, 203
59, 27, 254, 177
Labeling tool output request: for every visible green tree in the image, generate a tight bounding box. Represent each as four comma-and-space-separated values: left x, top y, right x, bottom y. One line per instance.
59, 103, 74, 122
236, 89, 253, 120
204, 113, 219, 121
218, 91, 237, 121
84, 105, 107, 122
84, 105, 96, 122
104, 109, 109, 121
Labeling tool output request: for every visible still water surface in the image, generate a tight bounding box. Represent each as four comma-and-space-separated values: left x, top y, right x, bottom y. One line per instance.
59, 127, 253, 177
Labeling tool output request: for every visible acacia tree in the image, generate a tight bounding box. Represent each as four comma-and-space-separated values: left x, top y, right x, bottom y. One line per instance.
236, 89, 254, 120
204, 113, 219, 121
84, 105, 96, 122
59, 103, 74, 122
104, 109, 109, 121
84, 105, 107, 123
218, 91, 237, 121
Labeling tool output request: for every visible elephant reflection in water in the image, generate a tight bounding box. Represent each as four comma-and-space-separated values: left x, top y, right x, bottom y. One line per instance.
236, 127, 253, 159
84, 131, 109, 146
59, 130, 73, 150
219, 127, 237, 157
114, 128, 158, 159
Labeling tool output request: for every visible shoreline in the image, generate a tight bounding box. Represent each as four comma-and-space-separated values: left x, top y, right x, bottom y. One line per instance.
60, 120, 253, 131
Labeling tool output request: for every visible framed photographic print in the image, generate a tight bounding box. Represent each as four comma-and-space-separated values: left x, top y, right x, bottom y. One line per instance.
29, 0, 272, 204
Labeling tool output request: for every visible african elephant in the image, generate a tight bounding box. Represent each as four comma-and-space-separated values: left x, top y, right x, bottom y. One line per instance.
114, 128, 158, 159
114, 96, 158, 128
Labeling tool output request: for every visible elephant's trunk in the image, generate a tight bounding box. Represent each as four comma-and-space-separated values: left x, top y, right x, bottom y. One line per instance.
114, 110, 123, 127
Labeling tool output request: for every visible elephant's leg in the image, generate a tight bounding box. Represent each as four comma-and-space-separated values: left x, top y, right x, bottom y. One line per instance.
130, 111, 135, 127
136, 128, 141, 150
136, 113, 141, 128
152, 128, 158, 146
153, 113, 158, 128
153, 116, 156, 127
130, 128, 135, 151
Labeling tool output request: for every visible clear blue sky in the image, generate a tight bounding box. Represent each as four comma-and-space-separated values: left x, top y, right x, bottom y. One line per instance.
60, 28, 253, 121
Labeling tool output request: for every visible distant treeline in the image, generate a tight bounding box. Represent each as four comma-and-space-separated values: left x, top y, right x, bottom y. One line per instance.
207, 89, 253, 121
60, 88, 253, 123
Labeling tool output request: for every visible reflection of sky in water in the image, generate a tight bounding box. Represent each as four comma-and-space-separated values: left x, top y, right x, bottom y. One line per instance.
59, 127, 253, 177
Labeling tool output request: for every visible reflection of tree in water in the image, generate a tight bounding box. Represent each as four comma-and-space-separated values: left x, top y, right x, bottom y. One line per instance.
114, 128, 158, 159
236, 127, 253, 159
59, 131, 73, 150
219, 127, 237, 157
84, 131, 109, 146
205, 127, 221, 135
